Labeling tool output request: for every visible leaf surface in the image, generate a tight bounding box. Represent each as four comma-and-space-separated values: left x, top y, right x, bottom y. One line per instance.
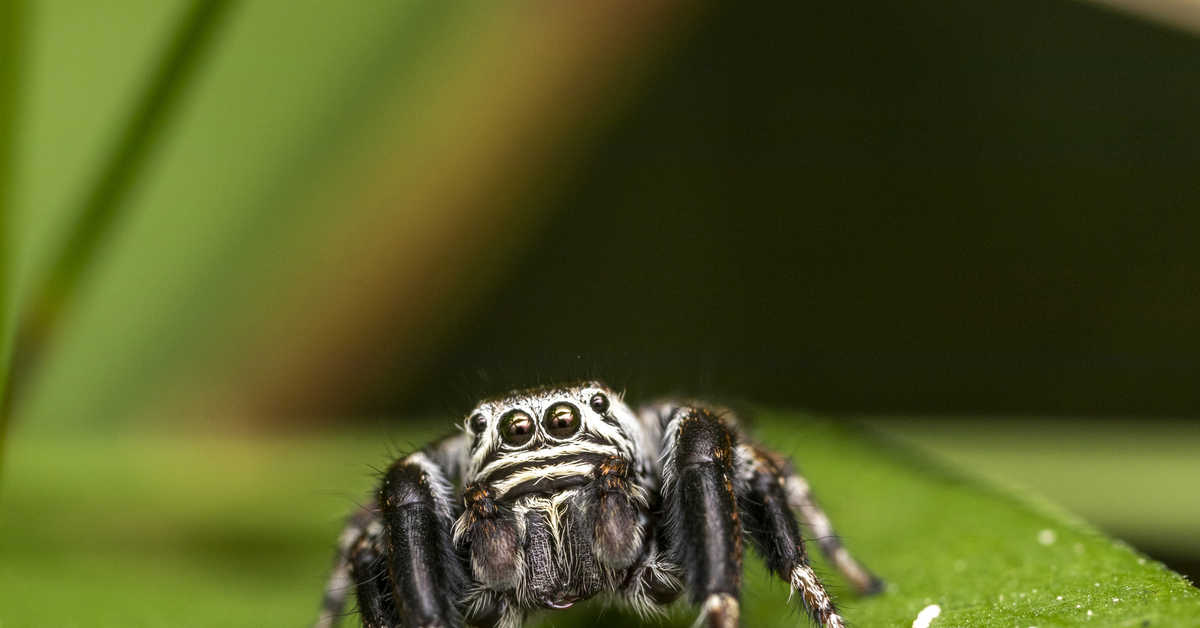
1, 413, 1195, 627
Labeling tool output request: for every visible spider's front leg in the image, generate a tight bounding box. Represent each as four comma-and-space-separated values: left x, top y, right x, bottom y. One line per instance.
376, 451, 469, 627
316, 446, 468, 628
589, 456, 646, 569
661, 407, 745, 628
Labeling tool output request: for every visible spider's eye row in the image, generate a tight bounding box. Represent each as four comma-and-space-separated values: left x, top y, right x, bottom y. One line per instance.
543, 403, 581, 438
500, 410, 535, 446
469, 413, 487, 434
589, 392, 610, 414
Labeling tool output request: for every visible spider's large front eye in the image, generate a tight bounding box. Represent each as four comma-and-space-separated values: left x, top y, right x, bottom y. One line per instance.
469, 413, 487, 434
500, 410, 535, 446
543, 403, 581, 438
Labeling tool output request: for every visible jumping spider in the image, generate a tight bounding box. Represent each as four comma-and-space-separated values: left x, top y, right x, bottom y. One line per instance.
315, 381, 881, 628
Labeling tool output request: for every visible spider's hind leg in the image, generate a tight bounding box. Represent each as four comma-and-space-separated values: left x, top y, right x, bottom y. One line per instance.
764, 446, 884, 596
738, 444, 855, 628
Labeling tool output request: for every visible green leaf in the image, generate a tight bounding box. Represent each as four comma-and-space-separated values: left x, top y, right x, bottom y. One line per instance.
9, 0, 233, 374
2, 0, 232, 468
1, 412, 1195, 627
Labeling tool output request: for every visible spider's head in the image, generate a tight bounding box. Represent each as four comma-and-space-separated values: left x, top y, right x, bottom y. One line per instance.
459, 381, 647, 491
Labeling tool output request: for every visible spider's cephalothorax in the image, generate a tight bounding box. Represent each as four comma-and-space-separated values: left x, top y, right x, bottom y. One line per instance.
315, 382, 882, 628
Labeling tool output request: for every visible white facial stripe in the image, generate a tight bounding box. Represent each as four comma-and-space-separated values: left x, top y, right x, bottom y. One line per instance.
461, 383, 646, 486
475, 441, 621, 479
658, 407, 686, 491
492, 461, 598, 498
582, 404, 638, 457
610, 397, 655, 461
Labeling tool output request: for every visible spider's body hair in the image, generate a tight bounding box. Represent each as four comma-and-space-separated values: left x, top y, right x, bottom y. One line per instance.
454, 383, 664, 621
316, 381, 880, 628
462, 382, 652, 485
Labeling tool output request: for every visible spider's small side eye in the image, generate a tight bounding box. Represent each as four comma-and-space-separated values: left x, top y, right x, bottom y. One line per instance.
500, 410, 535, 446
543, 403, 581, 438
469, 413, 487, 433
589, 392, 609, 414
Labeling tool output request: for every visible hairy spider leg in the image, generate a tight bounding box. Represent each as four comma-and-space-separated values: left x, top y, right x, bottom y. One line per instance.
587, 456, 646, 568
319, 450, 468, 628
348, 520, 398, 628
739, 444, 847, 628
317, 436, 473, 628
660, 407, 745, 628
767, 448, 885, 596
315, 508, 379, 628
377, 452, 468, 628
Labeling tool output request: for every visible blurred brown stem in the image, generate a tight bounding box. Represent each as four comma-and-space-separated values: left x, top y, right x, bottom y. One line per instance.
4, 0, 235, 420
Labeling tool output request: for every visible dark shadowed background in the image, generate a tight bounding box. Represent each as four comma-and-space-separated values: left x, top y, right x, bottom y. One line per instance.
397, 0, 1200, 418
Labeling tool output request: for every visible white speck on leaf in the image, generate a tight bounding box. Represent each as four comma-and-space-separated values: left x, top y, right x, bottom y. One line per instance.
1038, 529, 1057, 545
912, 604, 941, 628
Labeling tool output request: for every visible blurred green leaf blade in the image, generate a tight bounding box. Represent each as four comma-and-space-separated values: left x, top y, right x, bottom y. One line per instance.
8, 0, 235, 410
0, 0, 26, 472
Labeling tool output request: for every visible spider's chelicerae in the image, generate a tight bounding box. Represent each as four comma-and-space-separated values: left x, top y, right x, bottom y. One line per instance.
315, 381, 881, 628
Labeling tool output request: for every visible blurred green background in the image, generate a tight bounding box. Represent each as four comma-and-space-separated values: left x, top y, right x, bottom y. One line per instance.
2, 0, 1200, 624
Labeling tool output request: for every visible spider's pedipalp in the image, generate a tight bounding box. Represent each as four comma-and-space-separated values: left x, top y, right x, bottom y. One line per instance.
588, 456, 646, 569
462, 586, 516, 628
457, 482, 524, 591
